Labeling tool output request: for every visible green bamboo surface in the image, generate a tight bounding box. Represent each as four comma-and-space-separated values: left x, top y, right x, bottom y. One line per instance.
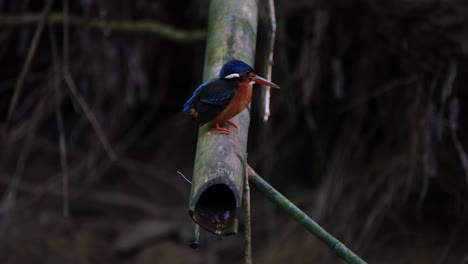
188, 0, 258, 235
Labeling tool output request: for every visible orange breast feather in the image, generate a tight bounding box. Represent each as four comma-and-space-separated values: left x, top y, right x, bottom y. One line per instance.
211, 82, 252, 124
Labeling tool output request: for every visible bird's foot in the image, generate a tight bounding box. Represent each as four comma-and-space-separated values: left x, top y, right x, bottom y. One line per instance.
225, 120, 239, 129
211, 123, 231, 133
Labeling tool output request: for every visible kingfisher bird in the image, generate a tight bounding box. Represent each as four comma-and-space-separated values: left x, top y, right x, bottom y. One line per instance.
183, 59, 280, 133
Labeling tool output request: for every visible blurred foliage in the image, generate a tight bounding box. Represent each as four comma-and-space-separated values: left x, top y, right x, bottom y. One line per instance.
0, 0, 468, 263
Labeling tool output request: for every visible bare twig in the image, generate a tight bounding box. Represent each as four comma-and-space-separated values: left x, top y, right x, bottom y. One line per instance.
117, 157, 187, 199
0, 175, 167, 218
75, 106, 160, 190
115, 220, 178, 252
264, 0, 277, 121
62, 0, 69, 73
1, 98, 47, 235
60, 1, 116, 162
5, 0, 55, 129
437, 60, 456, 137
63, 73, 117, 161
339, 76, 418, 113
49, 16, 70, 217
190, 222, 200, 249
177, 170, 192, 184
244, 167, 252, 264
422, 102, 438, 179
259, 0, 277, 122
0, 12, 206, 42
449, 98, 468, 184
442, 61, 468, 184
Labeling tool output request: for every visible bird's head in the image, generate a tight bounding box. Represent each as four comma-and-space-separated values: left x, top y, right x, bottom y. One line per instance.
219, 59, 280, 88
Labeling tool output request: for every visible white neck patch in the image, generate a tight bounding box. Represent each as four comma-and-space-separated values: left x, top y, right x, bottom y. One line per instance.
224, 73, 240, 79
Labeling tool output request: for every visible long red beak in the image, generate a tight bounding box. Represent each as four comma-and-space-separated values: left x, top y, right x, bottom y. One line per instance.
251, 75, 280, 88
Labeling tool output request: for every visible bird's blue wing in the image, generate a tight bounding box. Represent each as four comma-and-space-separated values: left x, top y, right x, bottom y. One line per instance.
183, 81, 208, 112
183, 78, 236, 124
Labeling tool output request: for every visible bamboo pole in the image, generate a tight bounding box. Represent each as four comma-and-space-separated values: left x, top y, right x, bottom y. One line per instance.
188, 0, 258, 235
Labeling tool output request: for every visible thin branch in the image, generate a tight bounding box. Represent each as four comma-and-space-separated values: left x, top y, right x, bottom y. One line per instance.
1, 98, 47, 235
247, 166, 367, 264
63, 73, 117, 161
5, 0, 55, 129
116, 157, 188, 199
339, 76, 418, 113
61, 0, 71, 215
0, 12, 206, 42
263, 0, 277, 122
449, 98, 468, 184
177, 170, 192, 184
0, 175, 167, 218
244, 167, 252, 264
59, 1, 117, 161
256, 0, 277, 122
63, 0, 70, 73
49, 16, 70, 218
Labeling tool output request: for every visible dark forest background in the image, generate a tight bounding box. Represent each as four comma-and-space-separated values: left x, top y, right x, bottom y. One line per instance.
1, 0, 468, 263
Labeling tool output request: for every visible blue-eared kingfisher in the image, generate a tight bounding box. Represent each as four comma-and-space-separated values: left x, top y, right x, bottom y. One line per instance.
183, 59, 280, 133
